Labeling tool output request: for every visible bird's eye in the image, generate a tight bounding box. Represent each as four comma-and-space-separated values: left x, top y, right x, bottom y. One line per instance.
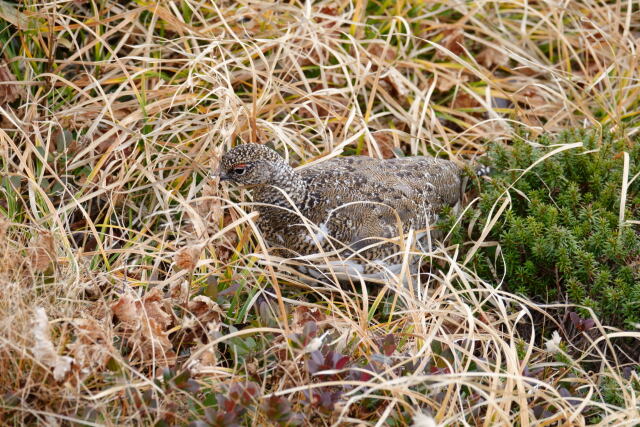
232, 164, 248, 175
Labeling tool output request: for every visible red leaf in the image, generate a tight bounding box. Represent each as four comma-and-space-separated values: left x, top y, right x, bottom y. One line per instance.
335, 356, 350, 370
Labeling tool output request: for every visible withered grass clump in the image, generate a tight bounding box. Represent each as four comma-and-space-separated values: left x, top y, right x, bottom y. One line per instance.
1, 0, 639, 425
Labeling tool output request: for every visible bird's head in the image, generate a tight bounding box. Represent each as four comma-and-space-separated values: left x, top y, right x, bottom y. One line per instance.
218, 143, 290, 186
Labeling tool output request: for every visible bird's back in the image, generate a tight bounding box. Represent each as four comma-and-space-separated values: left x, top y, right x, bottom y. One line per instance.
291, 155, 461, 253
301, 155, 462, 208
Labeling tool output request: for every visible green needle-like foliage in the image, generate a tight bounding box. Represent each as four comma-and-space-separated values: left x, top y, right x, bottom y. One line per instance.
457, 129, 640, 328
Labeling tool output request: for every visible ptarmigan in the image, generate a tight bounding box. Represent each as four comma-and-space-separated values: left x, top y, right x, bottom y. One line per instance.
218, 143, 464, 281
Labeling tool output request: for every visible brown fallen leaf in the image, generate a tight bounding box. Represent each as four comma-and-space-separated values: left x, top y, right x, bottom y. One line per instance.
181, 295, 224, 344
187, 295, 223, 325
32, 307, 74, 382
196, 181, 224, 225
363, 130, 398, 159
143, 318, 173, 360
314, 5, 341, 35
519, 85, 550, 109
112, 287, 172, 328
0, 61, 25, 106
188, 342, 219, 373
111, 288, 175, 364
436, 27, 465, 58
141, 287, 173, 329
292, 306, 326, 332
477, 47, 509, 68
0, 219, 11, 271
68, 317, 114, 372
170, 280, 189, 301
111, 293, 139, 324
367, 42, 397, 63
451, 92, 481, 111
432, 72, 470, 92
29, 231, 56, 272
174, 246, 202, 271
383, 68, 410, 98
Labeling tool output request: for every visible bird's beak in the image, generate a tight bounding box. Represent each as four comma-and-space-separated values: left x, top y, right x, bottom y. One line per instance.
214, 167, 230, 182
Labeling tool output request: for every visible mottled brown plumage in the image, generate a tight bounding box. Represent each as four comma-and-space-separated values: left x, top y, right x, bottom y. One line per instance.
219, 143, 463, 280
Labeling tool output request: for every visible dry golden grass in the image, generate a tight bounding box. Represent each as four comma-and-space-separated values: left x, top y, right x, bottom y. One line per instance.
0, 0, 639, 425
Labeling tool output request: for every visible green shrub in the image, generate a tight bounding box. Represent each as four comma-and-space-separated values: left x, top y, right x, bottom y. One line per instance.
454, 129, 640, 328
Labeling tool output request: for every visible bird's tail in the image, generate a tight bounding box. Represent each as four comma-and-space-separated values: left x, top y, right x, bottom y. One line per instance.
475, 164, 491, 177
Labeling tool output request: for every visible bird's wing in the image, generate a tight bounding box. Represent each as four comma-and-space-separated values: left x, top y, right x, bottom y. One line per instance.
301, 157, 462, 250
307, 156, 462, 206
